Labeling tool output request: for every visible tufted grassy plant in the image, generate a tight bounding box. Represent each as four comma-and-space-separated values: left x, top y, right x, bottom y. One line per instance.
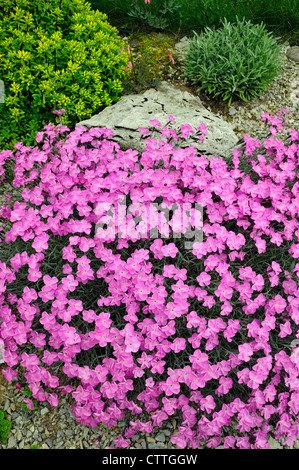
0, 0, 131, 151
183, 16, 284, 106
0, 110, 298, 449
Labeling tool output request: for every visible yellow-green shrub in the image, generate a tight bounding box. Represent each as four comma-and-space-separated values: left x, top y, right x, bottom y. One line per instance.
0, 0, 131, 151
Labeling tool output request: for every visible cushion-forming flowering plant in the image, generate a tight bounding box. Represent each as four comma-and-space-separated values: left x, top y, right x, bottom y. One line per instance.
0, 108, 298, 449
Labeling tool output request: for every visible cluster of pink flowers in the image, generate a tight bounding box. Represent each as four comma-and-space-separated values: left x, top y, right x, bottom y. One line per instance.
0, 109, 298, 449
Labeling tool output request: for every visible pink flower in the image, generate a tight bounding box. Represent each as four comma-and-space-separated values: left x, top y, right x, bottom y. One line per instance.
149, 119, 161, 128
180, 123, 195, 138
215, 283, 233, 301
162, 376, 180, 396
223, 436, 236, 448
161, 242, 178, 258
206, 437, 221, 448
134, 281, 151, 301
200, 395, 216, 413
29, 331, 46, 348
267, 294, 287, 314
238, 343, 254, 362
113, 435, 130, 448
32, 233, 49, 252
196, 272, 211, 286
1, 367, 18, 381
215, 376, 233, 396
47, 393, 59, 407
236, 436, 251, 449
171, 337, 186, 353
22, 397, 35, 411
171, 433, 187, 448
198, 123, 208, 136
167, 50, 175, 64
139, 128, 150, 136
151, 410, 168, 427
121, 324, 141, 353
278, 320, 292, 338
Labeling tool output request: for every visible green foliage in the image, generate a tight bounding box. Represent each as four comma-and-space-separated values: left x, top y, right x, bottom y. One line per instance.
21, 384, 38, 412
120, 31, 177, 93
85, 0, 298, 45
0, 0, 131, 151
29, 444, 39, 449
128, 0, 182, 31
0, 407, 11, 444
183, 16, 284, 106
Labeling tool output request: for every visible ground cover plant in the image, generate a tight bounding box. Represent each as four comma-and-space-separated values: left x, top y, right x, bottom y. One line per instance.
0, 106, 298, 449
0, 0, 131, 152
0, 405, 11, 444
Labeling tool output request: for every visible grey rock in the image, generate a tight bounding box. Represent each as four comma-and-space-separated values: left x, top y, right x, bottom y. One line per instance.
15, 429, 22, 442
148, 442, 166, 449
229, 106, 238, 116
289, 78, 299, 106
268, 437, 283, 449
76, 81, 238, 159
19, 439, 25, 449
286, 46, 299, 63
7, 436, 16, 448
174, 37, 191, 62
155, 432, 166, 442
41, 407, 49, 416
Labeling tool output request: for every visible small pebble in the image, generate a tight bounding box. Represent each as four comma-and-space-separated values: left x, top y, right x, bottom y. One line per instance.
155, 432, 166, 442
7, 436, 16, 449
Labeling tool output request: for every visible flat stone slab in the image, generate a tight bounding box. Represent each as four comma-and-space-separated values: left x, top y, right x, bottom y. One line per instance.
76, 81, 238, 159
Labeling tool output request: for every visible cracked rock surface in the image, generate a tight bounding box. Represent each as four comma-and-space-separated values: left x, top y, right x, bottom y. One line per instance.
76, 80, 239, 159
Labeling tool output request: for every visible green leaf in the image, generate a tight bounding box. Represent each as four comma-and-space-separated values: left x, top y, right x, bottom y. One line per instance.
183, 15, 283, 106
21, 402, 31, 413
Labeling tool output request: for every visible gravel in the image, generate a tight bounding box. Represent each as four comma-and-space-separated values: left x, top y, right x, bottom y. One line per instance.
0, 39, 298, 450
0, 377, 298, 449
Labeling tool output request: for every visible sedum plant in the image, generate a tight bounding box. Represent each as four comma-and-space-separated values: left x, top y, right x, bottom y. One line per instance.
183, 16, 284, 106
0, 407, 11, 444
0, 109, 298, 449
0, 0, 131, 151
